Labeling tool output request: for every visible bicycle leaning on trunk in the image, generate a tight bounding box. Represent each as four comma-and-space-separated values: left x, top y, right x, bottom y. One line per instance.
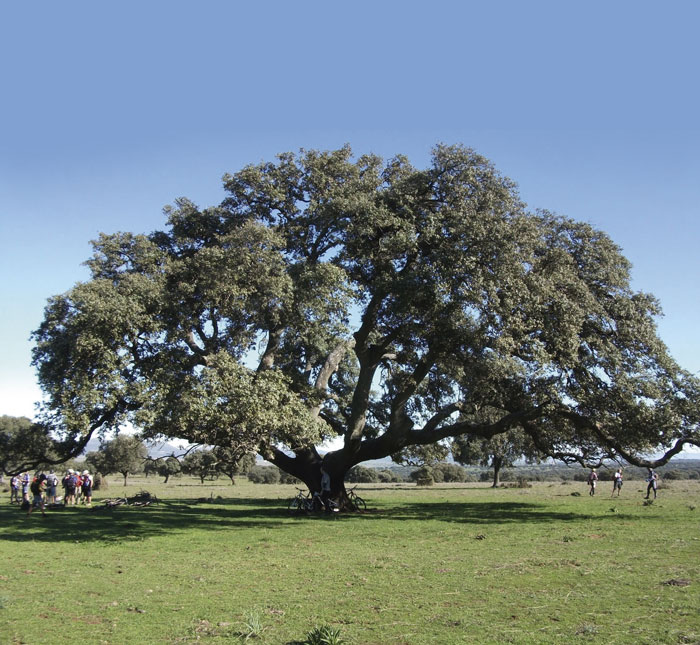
287, 486, 365, 514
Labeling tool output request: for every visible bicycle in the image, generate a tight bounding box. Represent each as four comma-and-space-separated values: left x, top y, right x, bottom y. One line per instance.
287, 488, 319, 514
287, 488, 339, 514
346, 486, 367, 512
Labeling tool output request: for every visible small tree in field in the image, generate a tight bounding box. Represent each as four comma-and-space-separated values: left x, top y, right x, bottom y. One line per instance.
87, 435, 148, 486
434, 462, 468, 483
452, 427, 539, 487
246, 465, 280, 484
154, 456, 181, 483
213, 448, 256, 484
182, 450, 218, 484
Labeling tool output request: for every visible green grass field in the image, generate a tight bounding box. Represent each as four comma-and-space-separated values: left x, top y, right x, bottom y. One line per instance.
1, 477, 699, 644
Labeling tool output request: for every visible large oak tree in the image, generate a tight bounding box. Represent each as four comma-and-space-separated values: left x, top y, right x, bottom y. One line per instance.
31, 145, 700, 504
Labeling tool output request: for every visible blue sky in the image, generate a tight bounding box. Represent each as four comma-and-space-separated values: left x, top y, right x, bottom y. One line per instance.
1, 0, 699, 449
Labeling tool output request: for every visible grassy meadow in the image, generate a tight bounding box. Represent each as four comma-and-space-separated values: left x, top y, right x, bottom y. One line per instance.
1, 476, 699, 644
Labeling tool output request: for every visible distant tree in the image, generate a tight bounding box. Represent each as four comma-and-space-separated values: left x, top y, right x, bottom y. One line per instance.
434, 462, 468, 483
345, 465, 380, 483
0, 416, 55, 476
213, 448, 256, 484
93, 472, 107, 491
85, 450, 108, 476
90, 435, 148, 486
409, 465, 436, 486
452, 422, 540, 487
143, 459, 159, 478
377, 469, 404, 483
152, 456, 182, 483
247, 465, 281, 484
181, 450, 218, 484
661, 469, 683, 480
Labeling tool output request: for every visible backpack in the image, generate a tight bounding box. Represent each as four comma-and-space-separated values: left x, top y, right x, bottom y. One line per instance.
30, 479, 41, 495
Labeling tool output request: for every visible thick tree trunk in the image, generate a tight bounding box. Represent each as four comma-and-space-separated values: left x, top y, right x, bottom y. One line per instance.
269, 446, 358, 511
492, 456, 503, 488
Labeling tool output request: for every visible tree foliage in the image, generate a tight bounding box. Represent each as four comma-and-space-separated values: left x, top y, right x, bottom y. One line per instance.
30, 144, 700, 496
246, 465, 281, 484
144, 455, 182, 483
0, 416, 55, 476
181, 449, 218, 484
212, 448, 256, 484
85, 435, 147, 486
452, 415, 540, 486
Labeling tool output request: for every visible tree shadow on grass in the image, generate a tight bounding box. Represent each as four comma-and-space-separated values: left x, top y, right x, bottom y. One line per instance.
372, 501, 596, 524
0, 497, 294, 544
0, 497, 631, 543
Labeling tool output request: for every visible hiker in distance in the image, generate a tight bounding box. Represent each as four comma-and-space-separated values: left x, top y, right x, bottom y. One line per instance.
612, 468, 623, 497
587, 468, 598, 496
645, 468, 659, 499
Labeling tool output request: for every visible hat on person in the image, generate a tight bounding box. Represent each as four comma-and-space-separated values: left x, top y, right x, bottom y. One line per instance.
82, 470, 89, 476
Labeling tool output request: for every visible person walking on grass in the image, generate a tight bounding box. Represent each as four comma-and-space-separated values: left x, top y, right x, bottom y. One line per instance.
612, 468, 623, 497
645, 468, 658, 499
587, 468, 598, 496
27, 474, 47, 517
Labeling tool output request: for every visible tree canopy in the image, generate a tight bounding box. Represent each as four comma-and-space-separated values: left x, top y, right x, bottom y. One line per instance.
85, 435, 147, 486
31, 144, 700, 498
453, 428, 539, 487
0, 416, 55, 476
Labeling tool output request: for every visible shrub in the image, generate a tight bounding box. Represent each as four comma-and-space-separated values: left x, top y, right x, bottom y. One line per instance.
661, 470, 684, 480
247, 466, 280, 484
93, 472, 107, 491
304, 624, 344, 645
345, 465, 380, 483
434, 462, 468, 482
410, 465, 435, 486
376, 469, 403, 483
517, 477, 531, 488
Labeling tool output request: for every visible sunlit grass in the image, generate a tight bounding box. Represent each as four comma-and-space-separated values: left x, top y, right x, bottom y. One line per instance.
1, 477, 699, 644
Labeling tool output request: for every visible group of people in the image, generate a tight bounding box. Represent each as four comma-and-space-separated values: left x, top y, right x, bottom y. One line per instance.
9, 469, 94, 516
586, 467, 659, 498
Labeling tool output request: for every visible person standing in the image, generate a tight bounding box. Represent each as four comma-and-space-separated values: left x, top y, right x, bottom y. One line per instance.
10, 474, 21, 504
612, 468, 623, 497
320, 467, 332, 513
46, 470, 58, 504
62, 469, 77, 506
587, 468, 598, 496
80, 470, 93, 506
645, 468, 658, 499
21, 473, 31, 504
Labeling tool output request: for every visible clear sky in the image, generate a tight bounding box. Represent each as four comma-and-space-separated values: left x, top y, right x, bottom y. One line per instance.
1, 1, 699, 446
